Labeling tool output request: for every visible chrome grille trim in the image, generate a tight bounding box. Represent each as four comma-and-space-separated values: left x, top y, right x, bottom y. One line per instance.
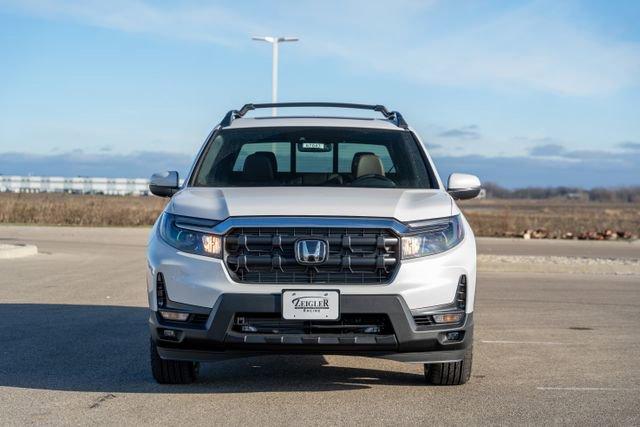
212, 216, 411, 235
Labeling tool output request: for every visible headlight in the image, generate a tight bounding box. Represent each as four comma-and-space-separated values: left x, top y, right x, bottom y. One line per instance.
158, 213, 222, 258
401, 215, 464, 259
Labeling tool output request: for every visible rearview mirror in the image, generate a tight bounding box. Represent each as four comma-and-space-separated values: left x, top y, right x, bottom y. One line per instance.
447, 173, 481, 200
149, 171, 179, 197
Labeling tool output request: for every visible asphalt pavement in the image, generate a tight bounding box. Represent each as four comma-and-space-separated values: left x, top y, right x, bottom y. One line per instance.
0, 226, 638, 425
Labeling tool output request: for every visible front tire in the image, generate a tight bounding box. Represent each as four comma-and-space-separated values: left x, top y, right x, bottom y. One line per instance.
150, 339, 199, 384
424, 345, 473, 385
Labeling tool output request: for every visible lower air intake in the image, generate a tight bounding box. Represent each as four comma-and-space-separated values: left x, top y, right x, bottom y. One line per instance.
156, 273, 166, 308
456, 275, 467, 309
232, 313, 394, 335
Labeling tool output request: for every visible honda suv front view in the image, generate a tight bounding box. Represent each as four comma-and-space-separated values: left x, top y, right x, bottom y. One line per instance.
147, 102, 482, 385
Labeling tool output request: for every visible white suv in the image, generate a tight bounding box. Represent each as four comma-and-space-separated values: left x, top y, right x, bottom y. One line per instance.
147, 102, 481, 385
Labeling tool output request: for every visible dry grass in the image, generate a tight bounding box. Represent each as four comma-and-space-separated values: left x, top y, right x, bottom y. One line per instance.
1, 193, 639, 238
0, 193, 166, 226
459, 199, 640, 238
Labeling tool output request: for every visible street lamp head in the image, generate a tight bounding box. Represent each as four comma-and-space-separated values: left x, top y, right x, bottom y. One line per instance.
251, 35, 299, 116
252, 36, 275, 43
251, 36, 299, 44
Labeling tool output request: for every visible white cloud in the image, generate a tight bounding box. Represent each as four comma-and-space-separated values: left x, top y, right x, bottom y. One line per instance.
3, 0, 640, 95
1, 0, 263, 46
296, 1, 640, 96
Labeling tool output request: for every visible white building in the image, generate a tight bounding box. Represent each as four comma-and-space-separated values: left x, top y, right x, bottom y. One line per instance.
0, 176, 151, 196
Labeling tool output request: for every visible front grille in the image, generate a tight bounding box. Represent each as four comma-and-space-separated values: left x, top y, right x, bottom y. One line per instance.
232, 313, 393, 335
225, 226, 400, 284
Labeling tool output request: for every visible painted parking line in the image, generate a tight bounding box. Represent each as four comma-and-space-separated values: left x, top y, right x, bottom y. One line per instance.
481, 340, 564, 345
537, 387, 640, 391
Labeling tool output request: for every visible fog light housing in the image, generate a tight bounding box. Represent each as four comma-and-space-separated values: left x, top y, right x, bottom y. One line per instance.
445, 331, 464, 341
432, 312, 464, 324
160, 328, 180, 341
159, 311, 189, 321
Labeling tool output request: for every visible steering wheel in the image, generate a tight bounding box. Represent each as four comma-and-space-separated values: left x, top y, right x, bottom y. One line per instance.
351, 174, 396, 187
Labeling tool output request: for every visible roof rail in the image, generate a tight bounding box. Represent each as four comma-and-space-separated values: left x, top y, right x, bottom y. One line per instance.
219, 102, 408, 129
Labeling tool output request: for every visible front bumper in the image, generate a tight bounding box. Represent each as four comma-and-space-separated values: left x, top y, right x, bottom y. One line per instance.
150, 293, 473, 363
146, 215, 477, 313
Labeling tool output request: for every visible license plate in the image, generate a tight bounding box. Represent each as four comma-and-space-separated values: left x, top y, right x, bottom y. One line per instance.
282, 290, 340, 320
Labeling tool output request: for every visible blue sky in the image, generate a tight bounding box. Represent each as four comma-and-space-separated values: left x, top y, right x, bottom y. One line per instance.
1, 0, 639, 187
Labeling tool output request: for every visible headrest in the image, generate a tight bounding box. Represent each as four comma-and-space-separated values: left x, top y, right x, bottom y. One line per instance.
351, 152, 375, 176
253, 151, 278, 172
356, 154, 385, 178
243, 152, 275, 183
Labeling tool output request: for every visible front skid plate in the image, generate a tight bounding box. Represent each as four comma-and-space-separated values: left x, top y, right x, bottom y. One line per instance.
157, 346, 465, 364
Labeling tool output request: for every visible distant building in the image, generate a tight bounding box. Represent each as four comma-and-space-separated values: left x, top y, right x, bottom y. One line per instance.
0, 175, 151, 196
566, 192, 588, 200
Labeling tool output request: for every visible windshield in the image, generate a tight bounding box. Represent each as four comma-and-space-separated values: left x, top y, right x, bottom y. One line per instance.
191, 127, 437, 188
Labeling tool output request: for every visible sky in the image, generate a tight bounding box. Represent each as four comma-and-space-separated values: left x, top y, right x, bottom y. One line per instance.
0, 0, 639, 188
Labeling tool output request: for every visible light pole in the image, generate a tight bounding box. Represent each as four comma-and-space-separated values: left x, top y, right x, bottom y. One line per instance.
252, 36, 299, 116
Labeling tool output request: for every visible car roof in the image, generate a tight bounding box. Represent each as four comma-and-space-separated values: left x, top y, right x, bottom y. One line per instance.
223, 116, 405, 131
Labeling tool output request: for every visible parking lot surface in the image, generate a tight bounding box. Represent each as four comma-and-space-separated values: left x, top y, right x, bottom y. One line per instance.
0, 226, 638, 425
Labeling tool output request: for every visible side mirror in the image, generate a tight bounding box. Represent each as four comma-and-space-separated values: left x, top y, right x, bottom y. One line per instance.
447, 173, 481, 200
149, 171, 179, 197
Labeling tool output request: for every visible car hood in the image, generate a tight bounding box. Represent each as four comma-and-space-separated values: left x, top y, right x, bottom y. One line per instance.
167, 187, 453, 223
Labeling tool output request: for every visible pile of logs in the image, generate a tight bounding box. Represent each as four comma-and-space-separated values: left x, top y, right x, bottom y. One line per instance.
515, 228, 636, 240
